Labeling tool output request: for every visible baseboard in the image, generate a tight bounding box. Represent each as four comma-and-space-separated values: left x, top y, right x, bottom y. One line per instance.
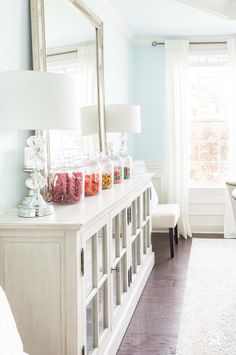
192, 233, 224, 238
152, 231, 224, 238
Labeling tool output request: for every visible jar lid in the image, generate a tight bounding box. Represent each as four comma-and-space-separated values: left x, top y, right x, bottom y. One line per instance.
82, 156, 101, 167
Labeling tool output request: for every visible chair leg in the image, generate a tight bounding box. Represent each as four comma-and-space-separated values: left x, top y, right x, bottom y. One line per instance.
169, 228, 174, 258
174, 223, 178, 245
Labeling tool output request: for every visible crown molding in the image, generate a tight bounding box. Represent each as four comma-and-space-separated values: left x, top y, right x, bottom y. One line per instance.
176, 0, 236, 19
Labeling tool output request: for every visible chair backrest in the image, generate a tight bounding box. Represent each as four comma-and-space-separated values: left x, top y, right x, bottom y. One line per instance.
226, 181, 236, 219
150, 182, 159, 210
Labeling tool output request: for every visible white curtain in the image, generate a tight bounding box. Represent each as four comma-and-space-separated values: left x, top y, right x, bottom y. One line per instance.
164, 39, 192, 238
224, 39, 236, 238
78, 43, 97, 107
78, 43, 98, 155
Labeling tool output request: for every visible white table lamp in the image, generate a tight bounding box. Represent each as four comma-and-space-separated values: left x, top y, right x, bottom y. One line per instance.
0, 70, 79, 217
105, 104, 141, 133
105, 104, 141, 155
80, 104, 141, 153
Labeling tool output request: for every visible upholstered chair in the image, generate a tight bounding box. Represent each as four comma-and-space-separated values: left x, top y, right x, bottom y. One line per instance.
151, 184, 180, 258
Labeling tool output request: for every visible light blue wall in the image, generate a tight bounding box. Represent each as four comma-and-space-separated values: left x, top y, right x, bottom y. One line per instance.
0, 1, 32, 213
133, 45, 165, 164
86, 0, 133, 104
103, 24, 133, 104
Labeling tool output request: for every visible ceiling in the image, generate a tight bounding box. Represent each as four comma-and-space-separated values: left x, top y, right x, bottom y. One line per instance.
107, 0, 236, 40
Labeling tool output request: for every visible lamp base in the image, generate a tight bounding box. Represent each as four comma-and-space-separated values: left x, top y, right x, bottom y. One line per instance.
18, 189, 54, 218
18, 204, 54, 218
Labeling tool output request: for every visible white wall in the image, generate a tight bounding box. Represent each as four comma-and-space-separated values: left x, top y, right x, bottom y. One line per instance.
0, 1, 32, 213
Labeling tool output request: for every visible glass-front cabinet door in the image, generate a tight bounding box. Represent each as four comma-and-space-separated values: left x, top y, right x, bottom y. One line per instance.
142, 188, 151, 256
130, 187, 152, 281
130, 196, 142, 280
81, 183, 153, 354
111, 205, 128, 319
82, 216, 109, 355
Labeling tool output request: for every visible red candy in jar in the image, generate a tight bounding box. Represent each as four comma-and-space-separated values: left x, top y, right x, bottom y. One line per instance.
48, 168, 84, 204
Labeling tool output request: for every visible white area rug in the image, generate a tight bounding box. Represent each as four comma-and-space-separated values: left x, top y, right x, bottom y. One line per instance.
176, 238, 236, 355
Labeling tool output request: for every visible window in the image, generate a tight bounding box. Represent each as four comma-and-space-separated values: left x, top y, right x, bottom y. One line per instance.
46, 50, 99, 165
189, 53, 229, 185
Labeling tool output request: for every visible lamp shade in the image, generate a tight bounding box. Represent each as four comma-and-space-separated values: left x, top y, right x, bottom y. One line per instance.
0, 70, 79, 130
80, 104, 141, 135
106, 104, 141, 133
79, 105, 99, 135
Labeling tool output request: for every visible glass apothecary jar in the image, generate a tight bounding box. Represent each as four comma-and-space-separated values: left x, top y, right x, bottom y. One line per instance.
101, 155, 114, 190
122, 153, 132, 179
84, 160, 102, 196
111, 153, 123, 184
48, 165, 84, 204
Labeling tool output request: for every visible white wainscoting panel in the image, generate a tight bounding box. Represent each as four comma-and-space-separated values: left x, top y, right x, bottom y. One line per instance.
146, 164, 165, 203
146, 163, 227, 234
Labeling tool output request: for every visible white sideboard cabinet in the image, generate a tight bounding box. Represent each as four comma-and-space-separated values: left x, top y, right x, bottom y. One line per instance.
0, 176, 154, 355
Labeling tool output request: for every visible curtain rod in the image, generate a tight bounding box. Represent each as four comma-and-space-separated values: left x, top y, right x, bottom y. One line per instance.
152, 41, 227, 46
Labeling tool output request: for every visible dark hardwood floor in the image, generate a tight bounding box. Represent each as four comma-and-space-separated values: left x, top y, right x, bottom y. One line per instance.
117, 233, 192, 355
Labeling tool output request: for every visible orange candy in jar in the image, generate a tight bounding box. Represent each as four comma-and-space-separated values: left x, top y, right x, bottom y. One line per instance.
84, 160, 102, 196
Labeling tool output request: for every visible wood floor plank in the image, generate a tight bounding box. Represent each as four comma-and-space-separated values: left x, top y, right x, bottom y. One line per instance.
116, 233, 192, 355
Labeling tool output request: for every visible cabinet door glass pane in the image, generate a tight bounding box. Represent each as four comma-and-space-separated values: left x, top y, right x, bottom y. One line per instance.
112, 269, 118, 310
119, 211, 125, 250
99, 282, 106, 335
132, 241, 137, 274
98, 228, 105, 280
85, 237, 94, 296
137, 233, 141, 266
120, 256, 126, 295
147, 188, 150, 217
147, 221, 151, 249
143, 225, 147, 254
136, 197, 141, 229
112, 216, 119, 261
143, 191, 147, 220
132, 201, 136, 235
86, 298, 95, 355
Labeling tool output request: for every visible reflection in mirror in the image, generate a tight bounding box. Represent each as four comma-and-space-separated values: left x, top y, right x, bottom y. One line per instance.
44, 0, 98, 164
30, 0, 106, 167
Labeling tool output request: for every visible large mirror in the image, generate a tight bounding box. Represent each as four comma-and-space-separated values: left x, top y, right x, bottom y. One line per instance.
30, 0, 106, 166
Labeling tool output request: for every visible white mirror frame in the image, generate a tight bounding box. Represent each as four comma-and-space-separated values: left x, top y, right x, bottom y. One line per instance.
30, 0, 107, 153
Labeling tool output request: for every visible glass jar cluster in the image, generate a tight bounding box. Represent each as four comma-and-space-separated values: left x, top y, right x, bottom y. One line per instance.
47, 152, 133, 205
